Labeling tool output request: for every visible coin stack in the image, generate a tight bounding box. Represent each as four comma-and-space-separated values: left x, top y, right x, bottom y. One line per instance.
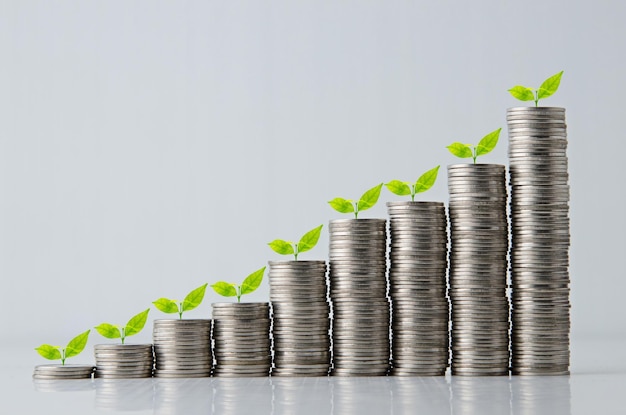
507, 107, 571, 375
32, 364, 95, 379
212, 302, 271, 377
448, 164, 510, 376
153, 319, 213, 378
269, 260, 331, 376
94, 344, 154, 378
387, 201, 449, 376
328, 218, 390, 376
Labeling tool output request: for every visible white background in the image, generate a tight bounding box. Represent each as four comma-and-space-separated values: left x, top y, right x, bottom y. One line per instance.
1, 0, 624, 370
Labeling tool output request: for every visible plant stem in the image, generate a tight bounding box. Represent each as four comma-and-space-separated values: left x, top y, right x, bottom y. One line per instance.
353, 202, 358, 219
237, 286, 241, 303
121, 328, 125, 345
473, 147, 477, 164
61, 349, 66, 365
294, 243, 299, 261
535, 90, 539, 107
411, 185, 415, 201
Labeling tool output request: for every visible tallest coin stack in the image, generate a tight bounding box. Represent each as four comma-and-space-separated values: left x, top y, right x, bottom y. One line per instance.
507, 107, 571, 375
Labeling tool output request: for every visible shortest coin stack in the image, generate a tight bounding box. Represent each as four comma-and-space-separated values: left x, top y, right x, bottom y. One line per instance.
94, 344, 154, 378
33, 364, 95, 380
212, 302, 271, 377
153, 319, 213, 378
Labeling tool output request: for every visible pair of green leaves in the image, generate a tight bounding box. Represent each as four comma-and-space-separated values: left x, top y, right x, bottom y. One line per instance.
212, 267, 266, 303
94, 309, 150, 344
509, 71, 564, 107
153, 283, 208, 319
386, 166, 440, 201
329, 183, 383, 218
35, 330, 91, 365
447, 128, 501, 164
268, 225, 323, 260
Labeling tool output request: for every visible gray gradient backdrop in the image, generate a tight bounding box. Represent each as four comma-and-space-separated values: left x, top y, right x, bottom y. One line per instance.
1, 0, 624, 369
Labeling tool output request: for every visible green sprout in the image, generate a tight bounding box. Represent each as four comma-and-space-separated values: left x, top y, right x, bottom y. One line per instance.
94, 309, 150, 344
386, 165, 440, 201
268, 224, 323, 260
328, 183, 383, 219
211, 266, 266, 303
153, 283, 209, 319
35, 330, 91, 365
508, 70, 564, 107
447, 128, 501, 164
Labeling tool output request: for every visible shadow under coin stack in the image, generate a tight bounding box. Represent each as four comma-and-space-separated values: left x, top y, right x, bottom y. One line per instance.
329, 218, 390, 376
387, 201, 449, 376
269, 260, 331, 376
448, 164, 510, 376
153, 319, 213, 378
212, 302, 271, 377
33, 364, 95, 380
507, 107, 571, 375
94, 344, 154, 378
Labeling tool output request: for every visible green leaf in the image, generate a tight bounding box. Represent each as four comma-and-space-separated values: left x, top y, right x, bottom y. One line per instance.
414, 165, 440, 194
124, 309, 150, 337
241, 266, 266, 295
95, 323, 121, 339
328, 197, 354, 214
537, 70, 563, 100
508, 85, 535, 101
153, 298, 180, 314
297, 224, 323, 253
182, 283, 208, 312
476, 128, 501, 156
385, 180, 411, 196
64, 330, 90, 359
357, 183, 383, 212
268, 239, 295, 255
35, 344, 62, 361
212, 281, 238, 297
447, 142, 473, 158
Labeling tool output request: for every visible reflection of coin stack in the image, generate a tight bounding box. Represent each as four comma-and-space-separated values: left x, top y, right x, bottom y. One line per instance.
507, 107, 571, 375
328, 219, 390, 376
331, 378, 392, 414
212, 303, 271, 377
450, 377, 511, 414
269, 260, 331, 376
387, 202, 449, 376
153, 378, 213, 415
94, 344, 154, 378
153, 319, 212, 378
94, 378, 155, 411
511, 376, 571, 415
32, 364, 95, 380
390, 378, 451, 414
448, 164, 510, 376
213, 378, 273, 414
272, 378, 332, 414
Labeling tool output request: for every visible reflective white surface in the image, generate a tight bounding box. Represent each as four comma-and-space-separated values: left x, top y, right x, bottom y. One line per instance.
5, 337, 625, 415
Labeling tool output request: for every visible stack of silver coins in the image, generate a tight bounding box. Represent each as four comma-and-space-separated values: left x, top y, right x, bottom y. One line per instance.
448, 164, 510, 376
153, 319, 213, 378
387, 201, 449, 376
212, 302, 271, 377
269, 260, 331, 376
32, 364, 95, 379
329, 218, 390, 376
94, 344, 154, 378
507, 107, 570, 375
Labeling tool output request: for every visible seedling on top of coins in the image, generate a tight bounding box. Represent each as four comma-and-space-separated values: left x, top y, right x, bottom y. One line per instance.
35, 330, 91, 365
153, 283, 209, 319
386, 165, 440, 201
268, 224, 323, 261
328, 183, 383, 219
508, 70, 564, 107
94, 309, 150, 344
212, 266, 266, 303
447, 128, 501, 164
